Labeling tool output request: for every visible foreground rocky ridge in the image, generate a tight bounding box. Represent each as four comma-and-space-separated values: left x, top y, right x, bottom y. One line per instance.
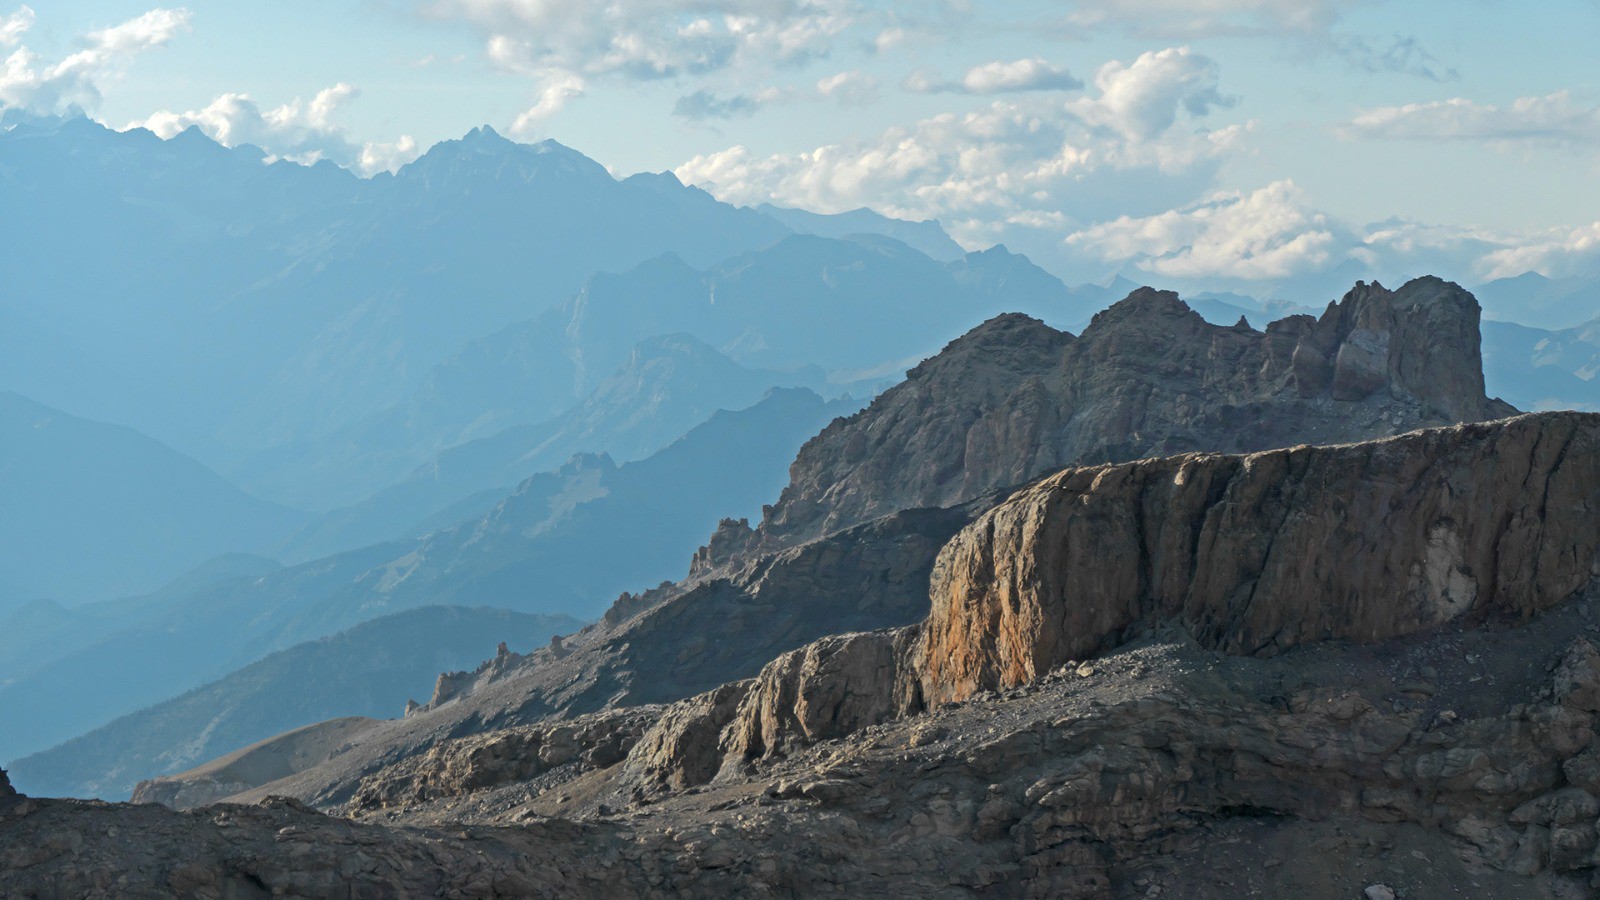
5, 413, 1592, 896
9, 594, 1600, 898
609, 412, 1600, 796
917, 410, 1600, 702
126, 277, 1516, 812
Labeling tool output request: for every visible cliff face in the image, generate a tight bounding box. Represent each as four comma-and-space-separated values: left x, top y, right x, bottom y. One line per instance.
622, 412, 1600, 792
920, 411, 1600, 703
758, 278, 1513, 551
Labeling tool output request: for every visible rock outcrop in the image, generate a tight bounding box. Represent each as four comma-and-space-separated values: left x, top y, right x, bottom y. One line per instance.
0, 768, 15, 800
617, 412, 1600, 791
759, 278, 1512, 550
13, 598, 1600, 898
349, 708, 658, 813
917, 411, 1600, 703
131, 718, 383, 811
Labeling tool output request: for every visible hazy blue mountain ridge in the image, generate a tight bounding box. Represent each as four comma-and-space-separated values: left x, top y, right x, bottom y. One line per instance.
8, 605, 580, 801
0, 392, 305, 603
0, 387, 852, 766
277, 333, 835, 560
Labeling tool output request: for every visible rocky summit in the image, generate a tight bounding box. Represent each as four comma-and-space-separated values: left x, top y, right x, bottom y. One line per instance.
7, 281, 1598, 899
756, 276, 1512, 550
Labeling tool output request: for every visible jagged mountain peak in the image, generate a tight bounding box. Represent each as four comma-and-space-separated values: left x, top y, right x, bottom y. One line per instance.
398, 127, 613, 187
754, 279, 1511, 549
905, 312, 1071, 383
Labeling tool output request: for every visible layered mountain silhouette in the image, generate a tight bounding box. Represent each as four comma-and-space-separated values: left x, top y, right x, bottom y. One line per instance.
1481, 317, 1600, 412
0, 392, 304, 603
8, 606, 579, 801
1, 114, 1103, 532
1475, 270, 1600, 330
0, 387, 851, 768
277, 334, 835, 560
0, 116, 781, 505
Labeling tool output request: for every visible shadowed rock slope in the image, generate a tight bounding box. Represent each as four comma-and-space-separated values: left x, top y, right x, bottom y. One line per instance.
4, 413, 1600, 897
149, 278, 1518, 814
757, 276, 1513, 549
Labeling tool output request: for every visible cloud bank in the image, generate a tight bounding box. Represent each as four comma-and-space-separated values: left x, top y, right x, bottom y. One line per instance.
0, 6, 189, 114
132, 85, 421, 176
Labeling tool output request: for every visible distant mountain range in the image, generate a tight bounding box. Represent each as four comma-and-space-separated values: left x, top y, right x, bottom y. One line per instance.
1474, 271, 1600, 331
0, 387, 852, 765
276, 333, 835, 561
0, 115, 949, 512
8, 605, 579, 800
0, 393, 304, 603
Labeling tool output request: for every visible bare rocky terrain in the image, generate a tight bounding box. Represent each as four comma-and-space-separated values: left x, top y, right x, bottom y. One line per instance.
4, 279, 1593, 898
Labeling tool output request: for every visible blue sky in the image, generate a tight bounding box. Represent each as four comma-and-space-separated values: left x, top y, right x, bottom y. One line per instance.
7, 1, 1600, 293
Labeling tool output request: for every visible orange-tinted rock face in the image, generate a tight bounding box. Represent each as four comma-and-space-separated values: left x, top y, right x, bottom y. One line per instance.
918, 412, 1600, 704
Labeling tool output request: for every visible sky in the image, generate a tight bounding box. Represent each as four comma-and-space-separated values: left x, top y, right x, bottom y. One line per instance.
5, 1, 1600, 294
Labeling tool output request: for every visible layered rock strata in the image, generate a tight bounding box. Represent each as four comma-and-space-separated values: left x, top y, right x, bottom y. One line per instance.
917, 410, 1600, 702
14, 602, 1600, 897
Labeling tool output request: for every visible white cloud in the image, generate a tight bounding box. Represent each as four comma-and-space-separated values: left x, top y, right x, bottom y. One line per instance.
1344, 92, 1600, 144
1055, 0, 1344, 40
1480, 223, 1600, 280
1052, 2, 1453, 82
816, 69, 878, 105
130, 84, 422, 176
0, 7, 189, 114
1064, 180, 1336, 280
0, 5, 34, 47
426, 0, 851, 83
508, 70, 586, 133
871, 26, 906, 53
1068, 46, 1232, 142
676, 48, 1243, 259
905, 58, 1082, 96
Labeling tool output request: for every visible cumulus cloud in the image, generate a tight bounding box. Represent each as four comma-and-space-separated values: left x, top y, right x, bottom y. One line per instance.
816, 69, 878, 105
1480, 223, 1600, 280
1068, 46, 1233, 142
904, 58, 1082, 95
0, 5, 33, 47
676, 47, 1247, 264
1064, 180, 1336, 280
1343, 92, 1600, 144
0, 7, 189, 114
1054, 0, 1344, 39
426, 0, 851, 82
508, 70, 586, 133
1052, 2, 1452, 83
131, 84, 421, 176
